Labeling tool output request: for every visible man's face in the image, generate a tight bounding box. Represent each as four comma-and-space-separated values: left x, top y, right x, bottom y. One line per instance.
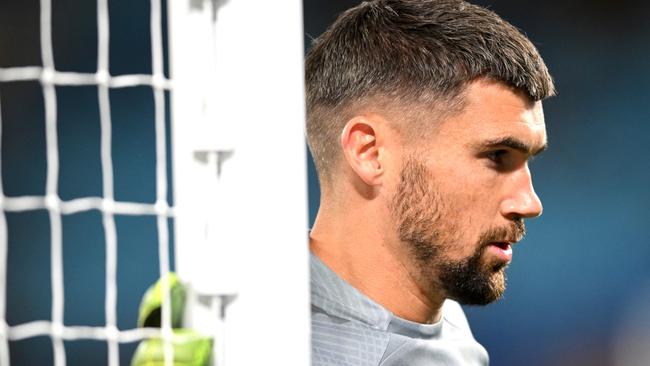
389, 80, 547, 305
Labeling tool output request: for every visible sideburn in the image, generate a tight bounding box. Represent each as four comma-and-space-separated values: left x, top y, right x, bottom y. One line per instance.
389, 155, 459, 264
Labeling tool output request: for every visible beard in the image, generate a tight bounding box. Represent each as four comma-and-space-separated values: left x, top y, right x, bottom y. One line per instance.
390, 156, 525, 305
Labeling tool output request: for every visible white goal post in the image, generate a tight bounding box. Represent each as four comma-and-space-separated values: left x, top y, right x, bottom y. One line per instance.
168, 0, 310, 365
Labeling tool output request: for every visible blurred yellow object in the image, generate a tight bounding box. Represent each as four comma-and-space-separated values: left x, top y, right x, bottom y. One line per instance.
131, 329, 213, 366
132, 273, 213, 366
137, 273, 186, 328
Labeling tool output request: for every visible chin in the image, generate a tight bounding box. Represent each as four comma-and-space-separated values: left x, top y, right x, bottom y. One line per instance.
441, 260, 508, 306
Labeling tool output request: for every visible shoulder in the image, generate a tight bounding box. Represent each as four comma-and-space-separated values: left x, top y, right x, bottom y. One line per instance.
312, 307, 390, 366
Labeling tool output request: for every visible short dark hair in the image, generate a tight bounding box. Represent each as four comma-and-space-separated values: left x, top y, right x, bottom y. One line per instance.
305, 0, 555, 182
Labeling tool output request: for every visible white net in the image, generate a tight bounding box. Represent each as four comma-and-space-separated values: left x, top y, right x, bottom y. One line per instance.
0, 0, 174, 365
0, 0, 310, 364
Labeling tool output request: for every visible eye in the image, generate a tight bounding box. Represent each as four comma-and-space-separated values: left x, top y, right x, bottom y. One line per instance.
486, 149, 508, 165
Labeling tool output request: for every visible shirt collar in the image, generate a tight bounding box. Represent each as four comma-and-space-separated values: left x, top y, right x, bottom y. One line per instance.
310, 252, 450, 339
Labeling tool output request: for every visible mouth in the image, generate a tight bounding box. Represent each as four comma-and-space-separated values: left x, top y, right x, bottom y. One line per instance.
487, 241, 513, 262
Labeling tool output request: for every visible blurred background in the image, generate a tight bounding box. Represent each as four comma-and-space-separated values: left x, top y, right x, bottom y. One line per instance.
304, 1, 650, 365
0, 0, 649, 365
0, 0, 172, 364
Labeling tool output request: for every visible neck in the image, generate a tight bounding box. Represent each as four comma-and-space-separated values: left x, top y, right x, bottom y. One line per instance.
310, 200, 446, 324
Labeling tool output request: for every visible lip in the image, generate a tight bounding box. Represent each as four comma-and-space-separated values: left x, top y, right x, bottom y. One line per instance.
487, 241, 513, 262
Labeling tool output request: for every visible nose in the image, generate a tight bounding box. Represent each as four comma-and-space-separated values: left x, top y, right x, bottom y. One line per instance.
500, 166, 543, 220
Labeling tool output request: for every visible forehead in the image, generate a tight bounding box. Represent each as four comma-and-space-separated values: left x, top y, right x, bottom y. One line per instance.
433, 80, 547, 149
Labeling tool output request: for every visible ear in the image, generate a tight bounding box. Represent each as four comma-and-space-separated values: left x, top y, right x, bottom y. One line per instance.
340, 116, 383, 186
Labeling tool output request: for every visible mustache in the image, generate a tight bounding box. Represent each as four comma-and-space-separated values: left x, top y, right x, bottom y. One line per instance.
479, 219, 526, 246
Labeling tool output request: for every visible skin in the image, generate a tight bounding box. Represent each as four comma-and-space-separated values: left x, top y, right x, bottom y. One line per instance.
309, 79, 547, 324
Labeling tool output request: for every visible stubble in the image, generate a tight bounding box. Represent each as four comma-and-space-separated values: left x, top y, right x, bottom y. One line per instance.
390, 155, 525, 305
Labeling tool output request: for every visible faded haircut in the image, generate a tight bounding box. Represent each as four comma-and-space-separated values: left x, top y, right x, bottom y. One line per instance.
305, 0, 555, 183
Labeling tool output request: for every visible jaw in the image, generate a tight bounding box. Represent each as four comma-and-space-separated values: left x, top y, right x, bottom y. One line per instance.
433, 248, 509, 305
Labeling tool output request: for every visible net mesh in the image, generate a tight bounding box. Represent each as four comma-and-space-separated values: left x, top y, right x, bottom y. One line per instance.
0, 0, 175, 364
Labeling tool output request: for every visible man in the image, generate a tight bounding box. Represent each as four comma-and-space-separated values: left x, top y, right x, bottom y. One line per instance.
306, 0, 555, 365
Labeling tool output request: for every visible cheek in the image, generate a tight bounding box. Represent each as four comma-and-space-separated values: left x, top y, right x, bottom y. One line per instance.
437, 170, 489, 215
441, 160, 501, 214
436, 175, 497, 253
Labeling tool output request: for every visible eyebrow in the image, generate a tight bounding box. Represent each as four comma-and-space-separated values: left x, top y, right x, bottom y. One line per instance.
478, 136, 548, 157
